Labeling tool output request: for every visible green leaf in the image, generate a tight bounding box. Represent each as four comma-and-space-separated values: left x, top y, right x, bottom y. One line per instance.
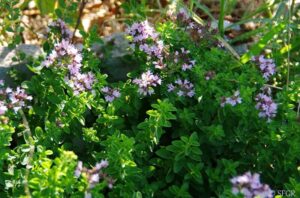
156, 148, 172, 159
35, 0, 56, 15
241, 23, 286, 63
173, 160, 185, 173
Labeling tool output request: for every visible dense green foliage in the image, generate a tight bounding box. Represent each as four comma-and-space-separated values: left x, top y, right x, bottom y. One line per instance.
0, 0, 300, 198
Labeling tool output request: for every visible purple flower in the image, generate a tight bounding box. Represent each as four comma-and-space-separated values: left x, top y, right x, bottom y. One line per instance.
126, 21, 164, 59
133, 70, 162, 96
153, 58, 166, 69
95, 159, 109, 170
252, 55, 276, 80
255, 92, 277, 122
8, 87, 33, 112
168, 79, 195, 98
172, 48, 195, 71
205, 71, 216, 80
181, 47, 190, 54
230, 172, 273, 198
68, 63, 81, 75
126, 20, 159, 42
74, 159, 113, 193
67, 72, 95, 95
49, 19, 73, 39
182, 63, 192, 71
167, 83, 175, 92
0, 83, 32, 115
74, 161, 83, 178
177, 8, 190, 22
101, 87, 121, 102
221, 90, 242, 107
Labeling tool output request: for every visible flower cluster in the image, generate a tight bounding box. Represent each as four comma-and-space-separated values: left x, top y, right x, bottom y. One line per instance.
126, 20, 164, 62
255, 91, 277, 122
230, 172, 273, 198
133, 70, 162, 96
221, 90, 242, 107
173, 48, 196, 71
42, 39, 83, 74
101, 86, 121, 102
66, 72, 95, 95
167, 79, 195, 97
42, 20, 95, 95
48, 18, 72, 40
187, 21, 205, 40
176, 8, 190, 23
126, 20, 158, 42
204, 71, 216, 80
0, 81, 32, 115
173, 7, 219, 46
252, 55, 276, 80
75, 160, 114, 194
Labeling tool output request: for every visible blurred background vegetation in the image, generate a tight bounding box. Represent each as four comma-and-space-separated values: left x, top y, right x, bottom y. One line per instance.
0, 0, 299, 114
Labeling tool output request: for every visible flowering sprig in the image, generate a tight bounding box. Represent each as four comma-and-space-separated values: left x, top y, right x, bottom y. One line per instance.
133, 70, 162, 96
221, 90, 242, 107
42, 39, 82, 74
126, 20, 165, 62
153, 58, 166, 69
42, 20, 95, 95
48, 19, 73, 40
75, 160, 115, 197
0, 81, 32, 115
230, 172, 273, 198
255, 90, 277, 122
173, 48, 196, 71
252, 55, 276, 80
171, 7, 220, 46
167, 79, 195, 97
126, 20, 159, 42
66, 72, 95, 95
101, 86, 121, 102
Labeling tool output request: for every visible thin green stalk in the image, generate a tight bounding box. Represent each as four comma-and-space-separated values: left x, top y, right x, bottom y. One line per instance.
218, 0, 226, 37
286, 0, 295, 89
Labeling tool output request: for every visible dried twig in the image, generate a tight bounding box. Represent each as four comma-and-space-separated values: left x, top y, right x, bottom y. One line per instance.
72, 0, 86, 43
20, 109, 34, 198
297, 100, 300, 118
263, 84, 283, 90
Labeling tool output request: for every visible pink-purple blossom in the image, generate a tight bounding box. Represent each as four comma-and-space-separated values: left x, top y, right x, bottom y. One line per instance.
205, 71, 216, 80
42, 29, 95, 95
255, 92, 277, 122
101, 87, 121, 102
0, 83, 32, 115
173, 48, 196, 71
42, 39, 82, 74
67, 72, 95, 95
74, 160, 114, 192
49, 19, 73, 39
221, 90, 242, 107
133, 70, 162, 96
252, 55, 276, 80
230, 172, 273, 198
153, 58, 166, 69
126, 21, 164, 59
126, 20, 158, 42
167, 79, 195, 97
177, 8, 190, 22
